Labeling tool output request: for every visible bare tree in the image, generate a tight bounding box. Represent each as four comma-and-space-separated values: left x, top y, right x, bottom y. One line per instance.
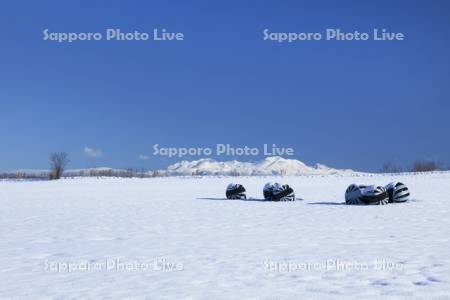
380, 161, 402, 173
411, 160, 441, 172
50, 152, 69, 180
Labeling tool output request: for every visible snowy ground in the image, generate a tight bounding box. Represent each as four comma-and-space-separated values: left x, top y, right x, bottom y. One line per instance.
1, 173, 450, 299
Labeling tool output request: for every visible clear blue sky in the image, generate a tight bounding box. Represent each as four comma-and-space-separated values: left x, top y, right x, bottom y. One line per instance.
0, 0, 449, 172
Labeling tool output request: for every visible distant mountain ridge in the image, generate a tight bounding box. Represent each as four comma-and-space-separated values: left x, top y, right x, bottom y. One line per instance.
166, 156, 357, 176
4, 157, 357, 178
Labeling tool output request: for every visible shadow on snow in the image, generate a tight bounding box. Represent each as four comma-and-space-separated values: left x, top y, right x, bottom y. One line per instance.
197, 197, 304, 202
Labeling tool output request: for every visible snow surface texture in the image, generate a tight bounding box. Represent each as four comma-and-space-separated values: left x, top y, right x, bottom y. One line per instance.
167, 156, 357, 176
1, 173, 450, 299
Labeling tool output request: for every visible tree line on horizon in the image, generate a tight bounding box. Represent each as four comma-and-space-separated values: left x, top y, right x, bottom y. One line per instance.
0, 152, 168, 180
0, 152, 448, 180
380, 160, 447, 173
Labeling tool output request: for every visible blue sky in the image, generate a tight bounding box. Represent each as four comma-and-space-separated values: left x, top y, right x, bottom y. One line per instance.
0, 0, 449, 172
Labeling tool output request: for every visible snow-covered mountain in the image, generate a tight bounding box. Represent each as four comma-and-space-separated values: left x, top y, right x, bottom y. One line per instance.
4, 157, 357, 178
166, 156, 357, 176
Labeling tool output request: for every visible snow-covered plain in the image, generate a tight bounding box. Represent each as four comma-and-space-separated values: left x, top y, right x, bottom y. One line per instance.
1, 172, 450, 299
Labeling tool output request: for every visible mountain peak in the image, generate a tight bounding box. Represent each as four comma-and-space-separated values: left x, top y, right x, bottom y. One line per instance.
263, 156, 284, 162
166, 156, 355, 176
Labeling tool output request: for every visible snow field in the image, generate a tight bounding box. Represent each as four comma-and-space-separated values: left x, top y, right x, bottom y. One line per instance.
0, 173, 449, 298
